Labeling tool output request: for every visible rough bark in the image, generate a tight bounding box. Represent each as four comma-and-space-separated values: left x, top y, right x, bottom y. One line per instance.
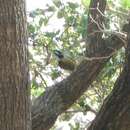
88, 69, 130, 130
86, 0, 106, 56
88, 22, 130, 130
32, 35, 125, 130
0, 0, 31, 130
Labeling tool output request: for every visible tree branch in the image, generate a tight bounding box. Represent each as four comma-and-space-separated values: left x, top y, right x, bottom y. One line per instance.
88, 22, 130, 130
32, 0, 130, 130
32, 0, 127, 129
86, 0, 107, 56
32, 34, 125, 130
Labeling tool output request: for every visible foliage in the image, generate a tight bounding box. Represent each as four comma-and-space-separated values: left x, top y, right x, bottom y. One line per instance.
27, 0, 127, 129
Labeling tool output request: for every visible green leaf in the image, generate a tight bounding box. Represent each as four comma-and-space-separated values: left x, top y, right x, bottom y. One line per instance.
68, 2, 79, 9
46, 6, 56, 12
121, 0, 130, 8
45, 32, 56, 38
39, 17, 44, 27
29, 9, 44, 18
57, 9, 64, 18
51, 69, 61, 80
35, 8, 44, 15
79, 14, 88, 38
81, 0, 90, 8
28, 24, 35, 33
44, 18, 49, 26
31, 79, 39, 89
53, 0, 62, 8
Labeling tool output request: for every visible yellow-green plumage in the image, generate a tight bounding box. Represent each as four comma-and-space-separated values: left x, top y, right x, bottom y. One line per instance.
54, 50, 76, 71
58, 58, 75, 71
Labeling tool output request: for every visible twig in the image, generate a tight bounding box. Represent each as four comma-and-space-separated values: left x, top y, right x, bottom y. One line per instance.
84, 51, 115, 61
35, 70, 48, 88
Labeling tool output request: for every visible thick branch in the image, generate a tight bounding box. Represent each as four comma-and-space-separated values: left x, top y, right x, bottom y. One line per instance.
87, 0, 106, 34
86, 0, 107, 56
32, 35, 124, 130
88, 22, 130, 130
88, 68, 130, 130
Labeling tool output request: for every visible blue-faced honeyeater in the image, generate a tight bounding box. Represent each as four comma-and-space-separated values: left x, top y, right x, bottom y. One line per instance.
54, 50, 76, 71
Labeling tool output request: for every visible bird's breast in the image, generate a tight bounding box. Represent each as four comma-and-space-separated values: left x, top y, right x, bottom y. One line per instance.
58, 59, 75, 71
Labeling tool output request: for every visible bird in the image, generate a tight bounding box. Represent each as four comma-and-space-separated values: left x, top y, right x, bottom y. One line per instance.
54, 50, 76, 71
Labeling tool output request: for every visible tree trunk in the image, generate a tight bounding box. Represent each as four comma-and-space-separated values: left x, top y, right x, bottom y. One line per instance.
88, 22, 130, 130
0, 0, 31, 130
88, 69, 130, 130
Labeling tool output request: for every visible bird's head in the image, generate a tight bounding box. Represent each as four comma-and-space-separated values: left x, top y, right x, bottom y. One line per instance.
53, 50, 75, 71
54, 50, 64, 59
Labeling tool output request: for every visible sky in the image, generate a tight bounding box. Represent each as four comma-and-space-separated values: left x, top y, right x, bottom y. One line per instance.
26, 0, 80, 11
26, 0, 51, 11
